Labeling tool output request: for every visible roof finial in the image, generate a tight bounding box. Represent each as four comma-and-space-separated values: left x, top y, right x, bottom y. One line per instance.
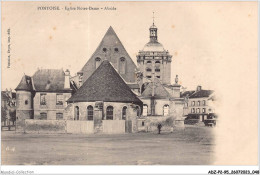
153, 12, 155, 25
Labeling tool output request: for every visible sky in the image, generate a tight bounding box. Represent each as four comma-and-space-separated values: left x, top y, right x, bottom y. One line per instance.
1, 1, 257, 92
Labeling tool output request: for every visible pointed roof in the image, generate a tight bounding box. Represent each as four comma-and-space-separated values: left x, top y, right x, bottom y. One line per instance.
80, 26, 137, 83
68, 60, 143, 105
141, 79, 171, 99
15, 75, 34, 91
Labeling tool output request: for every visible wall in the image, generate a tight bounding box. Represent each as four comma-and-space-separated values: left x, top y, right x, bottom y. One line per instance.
33, 92, 71, 120
138, 116, 174, 132
66, 120, 94, 134
23, 119, 66, 133
141, 98, 170, 116
102, 120, 125, 134
19, 119, 93, 134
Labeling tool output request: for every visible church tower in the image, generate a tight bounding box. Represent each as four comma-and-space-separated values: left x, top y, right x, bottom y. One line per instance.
137, 16, 172, 85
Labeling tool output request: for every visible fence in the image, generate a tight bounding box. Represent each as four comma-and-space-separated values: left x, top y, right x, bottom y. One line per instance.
102, 120, 125, 134
67, 120, 94, 134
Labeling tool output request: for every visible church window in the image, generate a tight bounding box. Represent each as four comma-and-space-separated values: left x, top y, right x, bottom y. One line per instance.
87, 105, 94, 120
40, 94, 47, 105
95, 57, 101, 69
40, 112, 47, 120
102, 48, 107, 52
74, 106, 79, 120
56, 113, 63, 120
155, 68, 160, 72
122, 106, 127, 120
163, 104, 169, 116
106, 106, 113, 120
25, 100, 28, 105
143, 105, 148, 116
146, 68, 152, 72
119, 57, 126, 74
56, 94, 63, 105
114, 48, 119, 52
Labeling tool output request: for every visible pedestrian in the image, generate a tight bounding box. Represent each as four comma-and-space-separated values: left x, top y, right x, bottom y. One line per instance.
157, 123, 162, 134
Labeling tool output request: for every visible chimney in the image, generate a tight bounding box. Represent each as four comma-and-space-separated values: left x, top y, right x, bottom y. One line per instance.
64, 69, 70, 89
196, 85, 202, 92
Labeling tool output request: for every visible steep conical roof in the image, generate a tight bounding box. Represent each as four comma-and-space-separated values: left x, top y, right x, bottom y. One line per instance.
80, 26, 137, 83
68, 60, 143, 105
15, 75, 34, 91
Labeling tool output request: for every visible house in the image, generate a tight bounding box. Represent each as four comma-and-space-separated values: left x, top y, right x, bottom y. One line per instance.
181, 85, 216, 125
15, 69, 76, 123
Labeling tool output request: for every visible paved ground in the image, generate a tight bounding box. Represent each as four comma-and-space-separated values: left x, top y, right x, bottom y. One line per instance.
1, 126, 215, 165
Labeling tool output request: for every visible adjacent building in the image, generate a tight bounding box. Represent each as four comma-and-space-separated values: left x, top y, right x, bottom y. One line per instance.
181, 85, 216, 124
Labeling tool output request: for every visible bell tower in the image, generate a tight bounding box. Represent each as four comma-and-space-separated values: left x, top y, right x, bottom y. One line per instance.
137, 13, 172, 85
149, 12, 158, 42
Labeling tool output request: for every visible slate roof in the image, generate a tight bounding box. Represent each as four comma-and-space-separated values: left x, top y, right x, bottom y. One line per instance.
189, 90, 214, 98
15, 69, 74, 93
67, 60, 143, 105
15, 75, 34, 91
180, 91, 195, 98
127, 83, 140, 89
141, 79, 171, 99
32, 69, 72, 92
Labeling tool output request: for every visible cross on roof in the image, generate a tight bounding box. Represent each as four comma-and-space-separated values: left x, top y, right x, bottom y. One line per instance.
153, 12, 155, 25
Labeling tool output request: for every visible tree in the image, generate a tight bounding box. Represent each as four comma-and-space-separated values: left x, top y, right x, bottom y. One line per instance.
1, 106, 7, 123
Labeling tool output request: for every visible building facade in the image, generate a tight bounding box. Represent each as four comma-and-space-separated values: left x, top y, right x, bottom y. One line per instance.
15, 69, 75, 123
181, 86, 215, 123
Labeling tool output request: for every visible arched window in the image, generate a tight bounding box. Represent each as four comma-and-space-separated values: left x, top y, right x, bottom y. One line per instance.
196, 108, 200, 113
119, 57, 126, 74
146, 68, 152, 72
87, 105, 94, 120
147, 61, 152, 64
197, 101, 200, 106
163, 104, 169, 116
40, 112, 47, 120
122, 106, 127, 120
106, 106, 113, 120
95, 57, 101, 69
155, 61, 160, 64
74, 106, 79, 120
56, 113, 63, 120
143, 105, 148, 116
